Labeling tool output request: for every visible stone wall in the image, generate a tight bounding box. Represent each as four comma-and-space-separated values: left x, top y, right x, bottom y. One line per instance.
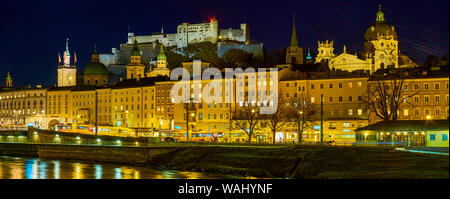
217, 43, 264, 59
0, 142, 181, 166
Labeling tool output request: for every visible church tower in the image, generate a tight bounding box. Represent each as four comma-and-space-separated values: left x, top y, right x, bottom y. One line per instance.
3, 71, 13, 88
57, 38, 77, 87
148, 44, 171, 77
364, 4, 399, 70
286, 15, 303, 65
316, 40, 336, 63
126, 38, 145, 79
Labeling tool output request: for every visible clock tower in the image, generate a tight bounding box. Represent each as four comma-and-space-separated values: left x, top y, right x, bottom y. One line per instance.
57, 38, 77, 87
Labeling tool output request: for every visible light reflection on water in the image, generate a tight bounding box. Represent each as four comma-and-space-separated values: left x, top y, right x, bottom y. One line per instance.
0, 156, 244, 179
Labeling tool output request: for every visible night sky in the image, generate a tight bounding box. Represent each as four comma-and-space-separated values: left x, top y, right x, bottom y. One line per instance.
1, 0, 448, 87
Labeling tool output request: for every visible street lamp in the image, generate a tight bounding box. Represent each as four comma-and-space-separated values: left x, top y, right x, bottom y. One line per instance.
426, 115, 432, 120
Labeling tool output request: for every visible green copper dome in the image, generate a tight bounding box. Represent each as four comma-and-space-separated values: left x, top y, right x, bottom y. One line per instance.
131, 38, 141, 56
84, 62, 109, 76
364, 5, 397, 42
157, 44, 167, 60
84, 47, 109, 76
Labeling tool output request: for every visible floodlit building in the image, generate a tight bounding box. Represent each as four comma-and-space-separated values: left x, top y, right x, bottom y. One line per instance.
325, 5, 417, 74
0, 4, 447, 146
355, 120, 449, 148
0, 85, 48, 129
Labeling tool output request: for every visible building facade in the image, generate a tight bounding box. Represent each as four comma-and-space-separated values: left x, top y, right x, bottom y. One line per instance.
0, 86, 48, 129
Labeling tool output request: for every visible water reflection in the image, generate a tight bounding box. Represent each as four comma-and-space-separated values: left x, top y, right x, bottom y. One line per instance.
73, 163, 86, 179
39, 162, 47, 179
114, 168, 121, 179
94, 165, 102, 179
53, 161, 60, 179
0, 156, 242, 179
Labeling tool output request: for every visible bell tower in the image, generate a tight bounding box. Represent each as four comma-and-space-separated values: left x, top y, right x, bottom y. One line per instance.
285, 15, 303, 65
57, 38, 77, 87
126, 38, 146, 79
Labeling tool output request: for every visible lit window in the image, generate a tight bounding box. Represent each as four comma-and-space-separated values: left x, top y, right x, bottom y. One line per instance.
404, 109, 409, 116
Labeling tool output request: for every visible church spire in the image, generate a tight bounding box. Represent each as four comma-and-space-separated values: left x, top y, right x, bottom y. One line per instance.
65, 38, 70, 55
91, 44, 100, 63
290, 14, 299, 47
306, 48, 312, 60
376, 4, 385, 21
63, 38, 71, 66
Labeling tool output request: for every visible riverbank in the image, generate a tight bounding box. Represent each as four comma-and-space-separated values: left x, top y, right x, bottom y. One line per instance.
146, 146, 449, 179
0, 142, 448, 179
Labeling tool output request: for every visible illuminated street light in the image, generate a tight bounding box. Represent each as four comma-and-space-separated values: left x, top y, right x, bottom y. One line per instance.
426, 115, 432, 120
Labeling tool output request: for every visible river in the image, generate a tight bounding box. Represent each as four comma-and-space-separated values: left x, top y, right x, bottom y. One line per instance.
0, 155, 241, 179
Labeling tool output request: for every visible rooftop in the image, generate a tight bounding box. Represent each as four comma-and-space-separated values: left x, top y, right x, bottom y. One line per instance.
355, 120, 449, 132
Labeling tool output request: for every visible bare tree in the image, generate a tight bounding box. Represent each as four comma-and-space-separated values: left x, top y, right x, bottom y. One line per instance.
264, 96, 289, 144
367, 78, 418, 121
232, 103, 262, 143
289, 94, 316, 144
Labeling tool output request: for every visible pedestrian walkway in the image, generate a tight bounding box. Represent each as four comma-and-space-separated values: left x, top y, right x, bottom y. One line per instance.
395, 148, 449, 156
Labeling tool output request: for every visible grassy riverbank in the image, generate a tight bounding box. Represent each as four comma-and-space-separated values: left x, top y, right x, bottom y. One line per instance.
0, 142, 447, 179
147, 146, 449, 179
